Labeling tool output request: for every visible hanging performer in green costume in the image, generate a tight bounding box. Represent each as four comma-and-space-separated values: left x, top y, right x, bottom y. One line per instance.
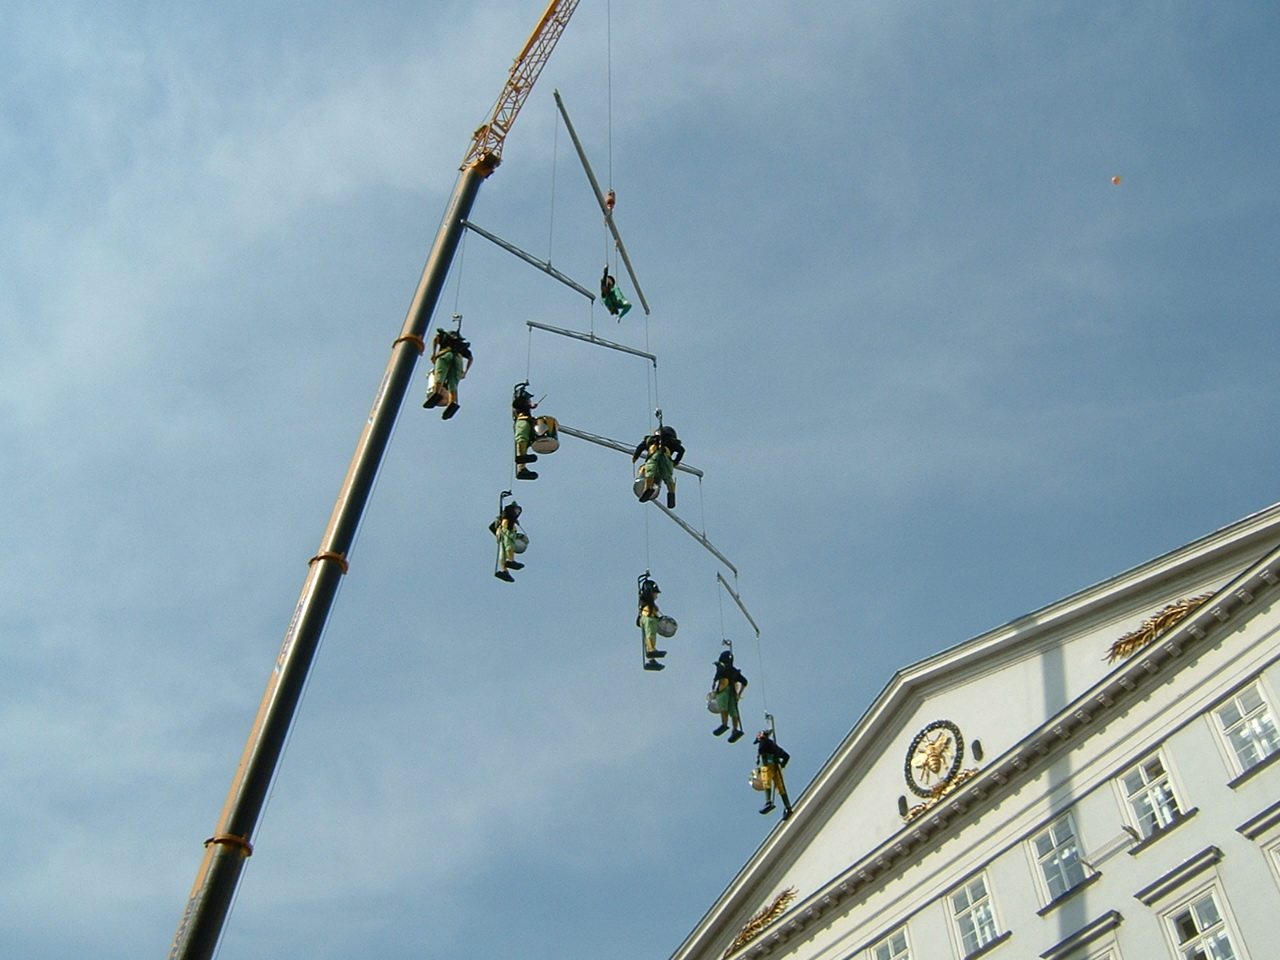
753, 730, 793, 818
637, 575, 668, 671
512, 382, 540, 480
423, 327, 473, 419
489, 499, 525, 582
601, 265, 632, 319
710, 650, 748, 741
632, 424, 684, 508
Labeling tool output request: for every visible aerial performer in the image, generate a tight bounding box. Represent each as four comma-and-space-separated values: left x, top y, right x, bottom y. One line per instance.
600, 265, 632, 319
637, 574, 670, 671
632, 422, 684, 508
489, 498, 526, 582
422, 325, 473, 419
512, 382, 541, 480
752, 730, 793, 818
710, 650, 747, 741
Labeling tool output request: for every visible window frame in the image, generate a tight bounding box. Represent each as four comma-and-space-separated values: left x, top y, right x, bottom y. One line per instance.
1115, 751, 1185, 841
867, 926, 910, 960
1263, 834, 1280, 896
1027, 811, 1093, 906
946, 872, 1006, 959
1211, 680, 1280, 778
1158, 883, 1248, 960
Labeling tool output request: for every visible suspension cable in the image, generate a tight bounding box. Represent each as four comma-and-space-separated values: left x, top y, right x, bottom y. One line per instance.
548, 114, 559, 262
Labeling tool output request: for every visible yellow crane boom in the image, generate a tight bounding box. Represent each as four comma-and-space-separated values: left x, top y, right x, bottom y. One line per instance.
463, 0, 582, 173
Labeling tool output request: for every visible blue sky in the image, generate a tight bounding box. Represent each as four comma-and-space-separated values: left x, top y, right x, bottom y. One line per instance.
2, 1, 1279, 958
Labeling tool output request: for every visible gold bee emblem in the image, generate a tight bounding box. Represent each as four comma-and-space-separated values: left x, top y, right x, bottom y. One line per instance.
905, 720, 964, 797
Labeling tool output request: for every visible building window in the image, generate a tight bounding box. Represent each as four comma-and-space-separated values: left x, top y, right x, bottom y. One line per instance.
870, 928, 909, 960
1121, 754, 1181, 838
1032, 814, 1089, 901
1266, 838, 1280, 894
950, 875, 1000, 957
1214, 683, 1280, 775
1165, 890, 1239, 960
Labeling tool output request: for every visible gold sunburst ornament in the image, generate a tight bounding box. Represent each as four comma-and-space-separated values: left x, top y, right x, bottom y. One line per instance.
1105, 593, 1212, 662
723, 887, 798, 958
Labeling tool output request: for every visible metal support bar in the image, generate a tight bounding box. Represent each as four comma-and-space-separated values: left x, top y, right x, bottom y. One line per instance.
168, 162, 490, 960
717, 571, 762, 638
652, 503, 738, 578
463, 220, 595, 301
526, 321, 657, 365
556, 423, 703, 478
552, 89, 651, 315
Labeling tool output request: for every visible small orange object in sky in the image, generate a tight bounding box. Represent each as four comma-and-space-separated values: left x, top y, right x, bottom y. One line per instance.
1112, 175, 1122, 185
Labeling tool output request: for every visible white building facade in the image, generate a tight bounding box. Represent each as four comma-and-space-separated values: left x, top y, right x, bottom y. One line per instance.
669, 505, 1280, 960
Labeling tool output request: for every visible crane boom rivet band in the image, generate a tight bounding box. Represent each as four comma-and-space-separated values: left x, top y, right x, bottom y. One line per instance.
393, 334, 427, 355
204, 834, 254, 858
308, 551, 350, 574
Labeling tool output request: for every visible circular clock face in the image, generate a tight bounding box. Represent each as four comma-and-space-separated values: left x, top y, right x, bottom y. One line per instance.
904, 720, 964, 797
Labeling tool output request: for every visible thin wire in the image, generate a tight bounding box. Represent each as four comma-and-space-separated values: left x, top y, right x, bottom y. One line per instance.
698, 475, 707, 537
603, 0, 614, 273
548, 116, 558, 262
645, 362, 655, 429
650, 357, 660, 417
753, 639, 769, 717
526, 324, 533, 382
607, 0, 613, 189
643, 495, 651, 573
716, 574, 727, 640
451, 229, 468, 317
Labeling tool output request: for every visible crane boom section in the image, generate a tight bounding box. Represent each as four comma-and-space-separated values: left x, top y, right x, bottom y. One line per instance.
463, 0, 582, 171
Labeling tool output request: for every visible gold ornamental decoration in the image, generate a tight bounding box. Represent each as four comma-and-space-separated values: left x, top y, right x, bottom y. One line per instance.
723, 887, 798, 958
1105, 593, 1212, 663
904, 720, 964, 797
902, 767, 980, 821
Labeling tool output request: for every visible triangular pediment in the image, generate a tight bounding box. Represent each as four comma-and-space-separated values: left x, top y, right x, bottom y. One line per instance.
672, 502, 1280, 960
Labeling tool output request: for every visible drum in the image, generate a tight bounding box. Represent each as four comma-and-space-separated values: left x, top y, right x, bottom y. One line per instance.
657, 615, 678, 638
512, 533, 529, 554
633, 474, 649, 499
531, 419, 559, 454
531, 417, 559, 453
706, 692, 721, 714
749, 767, 773, 792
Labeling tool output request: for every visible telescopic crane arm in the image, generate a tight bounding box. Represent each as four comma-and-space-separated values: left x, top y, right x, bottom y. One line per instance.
167, 4, 581, 960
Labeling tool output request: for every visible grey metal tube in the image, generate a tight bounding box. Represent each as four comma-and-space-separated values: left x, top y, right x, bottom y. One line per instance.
525, 321, 657, 364
556, 422, 704, 478
462, 220, 596, 301
716, 571, 761, 638
653, 503, 739, 579
552, 89, 651, 315
167, 162, 487, 960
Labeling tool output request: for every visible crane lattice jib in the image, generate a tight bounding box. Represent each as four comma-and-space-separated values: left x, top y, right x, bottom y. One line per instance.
462, 0, 581, 173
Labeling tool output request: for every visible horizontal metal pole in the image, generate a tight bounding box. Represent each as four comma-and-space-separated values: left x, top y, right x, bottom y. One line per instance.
652, 503, 738, 578
717, 571, 761, 638
525, 321, 657, 364
552, 89, 651, 315
556, 423, 703, 477
462, 220, 595, 301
